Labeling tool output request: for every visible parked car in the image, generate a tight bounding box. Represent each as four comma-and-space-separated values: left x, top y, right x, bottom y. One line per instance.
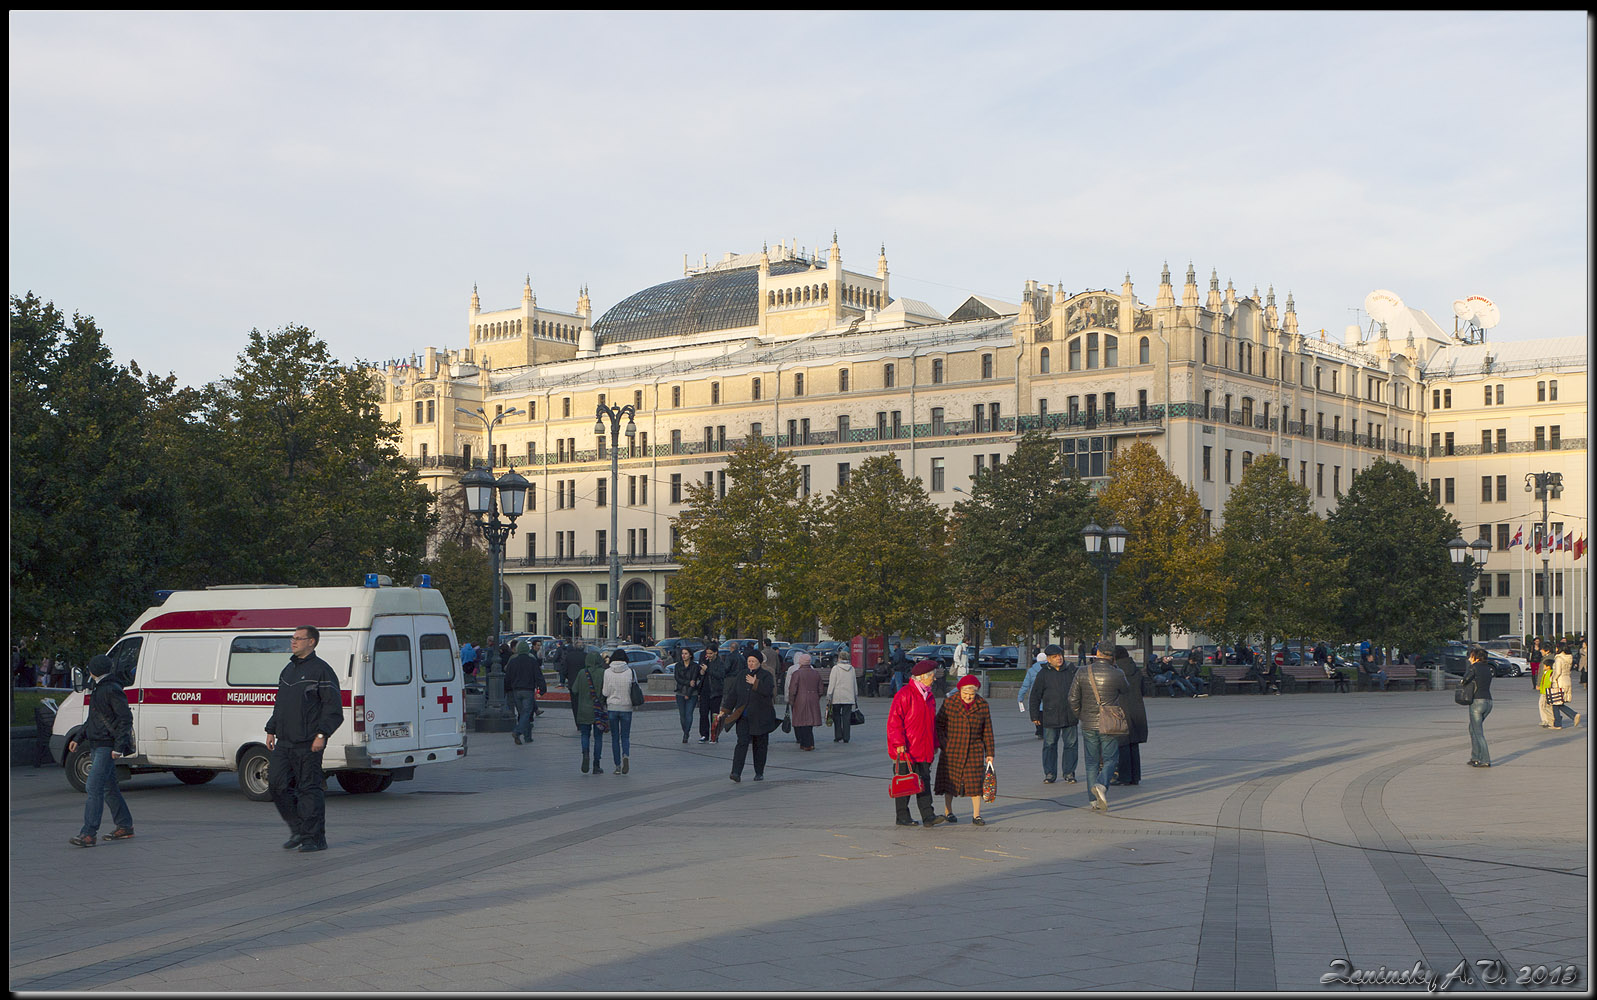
978, 646, 1020, 670
809, 641, 847, 669
1478, 640, 1528, 675
1413, 641, 1471, 676
656, 637, 706, 662
599, 645, 666, 683
909, 644, 956, 669
780, 643, 813, 667
1483, 653, 1521, 678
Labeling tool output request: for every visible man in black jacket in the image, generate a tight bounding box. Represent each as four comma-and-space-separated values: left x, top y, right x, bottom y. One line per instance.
1028, 644, 1080, 785
68, 654, 135, 847
697, 646, 729, 743
266, 626, 344, 853
504, 640, 546, 745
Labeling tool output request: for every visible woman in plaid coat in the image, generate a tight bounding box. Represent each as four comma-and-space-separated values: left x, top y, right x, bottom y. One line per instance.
935, 675, 994, 825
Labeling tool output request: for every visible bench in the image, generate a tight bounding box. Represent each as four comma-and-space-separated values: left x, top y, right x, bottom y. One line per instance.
1282, 664, 1348, 693
1355, 662, 1430, 691
1208, 665, 1258, 694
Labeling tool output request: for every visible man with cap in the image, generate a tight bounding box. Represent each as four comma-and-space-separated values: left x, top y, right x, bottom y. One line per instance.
1028, 644, 1080, 784
266, 625, 344, 852
1068, 639, 1130, 812
68, 654, 136, 847
887, 658, 945, 827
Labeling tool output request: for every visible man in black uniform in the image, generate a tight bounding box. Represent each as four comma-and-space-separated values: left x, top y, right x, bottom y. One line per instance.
266, 626, 344, 853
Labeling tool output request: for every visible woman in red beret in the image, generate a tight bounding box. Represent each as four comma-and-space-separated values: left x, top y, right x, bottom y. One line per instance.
936, 674, 995, 825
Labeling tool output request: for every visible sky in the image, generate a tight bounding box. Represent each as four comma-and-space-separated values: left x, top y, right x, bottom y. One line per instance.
9, 11, 1590, 391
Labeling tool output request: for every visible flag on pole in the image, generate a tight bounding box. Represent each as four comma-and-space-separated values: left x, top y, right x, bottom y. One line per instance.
1577, 536, 1586, 560
1535, 534, 1543, 555
1510, 525, 1524, 547
1563, 531, 1574, 551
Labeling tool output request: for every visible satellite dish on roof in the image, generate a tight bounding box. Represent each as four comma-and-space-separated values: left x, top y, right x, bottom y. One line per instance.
1364, 289, 1404, 327
1465, 295, 1500, 329
1452, 299, 1473, 319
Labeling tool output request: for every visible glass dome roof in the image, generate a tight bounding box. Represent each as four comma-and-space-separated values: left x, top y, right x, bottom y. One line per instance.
594, 259, 813, 345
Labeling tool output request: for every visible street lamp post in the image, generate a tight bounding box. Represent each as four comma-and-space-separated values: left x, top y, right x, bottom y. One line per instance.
1448, 535, 1493, 641
457, 405, 526, 731
595, 401, 637, 644
1082, 522, 1129, 644
1525, 471, 1563, 640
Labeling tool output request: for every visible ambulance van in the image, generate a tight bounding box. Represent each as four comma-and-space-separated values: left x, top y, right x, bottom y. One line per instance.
51, 578, 467, 800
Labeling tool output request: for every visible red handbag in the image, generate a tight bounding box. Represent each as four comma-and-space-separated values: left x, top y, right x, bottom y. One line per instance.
889, 751, 924, 798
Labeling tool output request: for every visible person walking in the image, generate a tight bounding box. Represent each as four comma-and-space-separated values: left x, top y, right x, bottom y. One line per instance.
888, 659, 945, 828
265, 626, 344, 853
1549, 643, 1579, 729
672, 646, 699, 743
762, 639, 784, 702
824, 647, 859, 743
1069, 640, 1130, 813
560, 639, 586, 693
1112, 645, 1151, 786
785, 651, 824, 750
952, 640, 971, 684
504, 640, 546, 745
935, 674, 994, 825
1028, 644, 1079, 784
697, 645, 729, 743
571, 650, 608, 774
725, 651, 777, 782
67, 655, 135, 847
1016, 649, 1047, 739
601, 650, 636, 774
889, 643, 910, 694
1460, 645, 1494, 767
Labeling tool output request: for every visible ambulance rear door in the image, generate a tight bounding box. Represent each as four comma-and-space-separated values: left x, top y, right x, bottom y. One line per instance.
416, 618, 461, 750
365, 620, 421, 755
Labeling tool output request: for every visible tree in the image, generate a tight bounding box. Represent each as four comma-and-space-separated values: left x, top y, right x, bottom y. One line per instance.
9, 293, 188, 662
1096, 440, 1221, 664
945, 433, 1098, 659
1327, 458, 1466, 655
812, 454, 951, 646
1213, 455, 1345, 659
191, 325, 434, 587
668, 436, 813, 638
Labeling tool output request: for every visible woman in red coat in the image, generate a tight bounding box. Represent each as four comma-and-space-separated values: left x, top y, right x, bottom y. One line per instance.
935, 674, 994, 825
887, 659, 943, 827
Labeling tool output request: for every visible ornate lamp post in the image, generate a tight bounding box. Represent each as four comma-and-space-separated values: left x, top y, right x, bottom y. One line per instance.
595, 401, 636, 644
1447, 535, 1493, 641
457, 405, 526, 731
1525, 471, 1563, 640
1082, 522, 1129, 644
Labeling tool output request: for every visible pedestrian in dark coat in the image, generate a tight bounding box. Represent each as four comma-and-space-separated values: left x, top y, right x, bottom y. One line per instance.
785, 652, 824, 750
67, 655, 135, 847
1113, 647, 1151, 786
1068, 640, 1130, 812
1028, 644, 1080, 783
697, 647, 729, 743
724, 652, 777, 781
935, 675, 994, 824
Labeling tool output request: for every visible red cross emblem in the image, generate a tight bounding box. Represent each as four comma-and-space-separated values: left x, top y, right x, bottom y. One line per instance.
436, 687, 453, 712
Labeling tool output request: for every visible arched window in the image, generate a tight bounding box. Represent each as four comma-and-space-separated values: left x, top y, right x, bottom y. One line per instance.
1068, 338, 1081, 371
1104, 335, 1118, 368
1139, 337, 1150, 364
821, 285, 828, 300
1241, 397, 1254, 426
1039, 347, 1051, 373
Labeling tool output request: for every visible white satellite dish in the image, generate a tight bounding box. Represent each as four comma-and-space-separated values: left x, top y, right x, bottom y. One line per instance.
1364, 289, 1405, 327
1465, 295, 1500, 329
1453, 299, 1472, 319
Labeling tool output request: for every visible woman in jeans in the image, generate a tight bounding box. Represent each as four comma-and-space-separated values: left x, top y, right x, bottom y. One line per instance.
601, 650, 636, 774
1461, 645, 1494, 767
672, 647, 699, 743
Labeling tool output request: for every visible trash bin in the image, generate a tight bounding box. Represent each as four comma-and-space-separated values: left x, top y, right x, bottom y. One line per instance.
975, 670, 991, 699
33, 702, 57, 768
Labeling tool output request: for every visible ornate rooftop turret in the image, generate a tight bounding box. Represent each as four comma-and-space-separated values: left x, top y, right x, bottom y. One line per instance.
1207, 268, 1223, 312
1283, 291, 1299, 335
1182, 262, 1199, 308
1156, 261, 1175, 308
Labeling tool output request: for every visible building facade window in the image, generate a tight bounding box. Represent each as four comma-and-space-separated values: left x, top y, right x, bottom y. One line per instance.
981, 354, 993, 379
1139, 337, 1150, 364
932, 359, 944, 384
884, 363, 895, 388
931, 457, 945, 492
1039, 348, 1050, 373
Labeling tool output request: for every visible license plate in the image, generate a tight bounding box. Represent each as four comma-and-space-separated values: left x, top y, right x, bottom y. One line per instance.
373, 723, 411, 739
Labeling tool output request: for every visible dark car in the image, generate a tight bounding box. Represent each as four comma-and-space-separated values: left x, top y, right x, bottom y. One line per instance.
978, 646, 1020, 670
909, 644, 956, 669
1195, 644, 1243, 665
1414, 641, 1471, 676
656, 637, 706, 662
809, 641, 847, 669
781, 643, 813, 667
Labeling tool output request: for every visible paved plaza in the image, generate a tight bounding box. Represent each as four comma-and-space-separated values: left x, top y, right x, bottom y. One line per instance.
9, 679, 1589, 993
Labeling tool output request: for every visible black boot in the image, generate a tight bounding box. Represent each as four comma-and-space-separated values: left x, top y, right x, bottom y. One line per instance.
581, 751, 589, 773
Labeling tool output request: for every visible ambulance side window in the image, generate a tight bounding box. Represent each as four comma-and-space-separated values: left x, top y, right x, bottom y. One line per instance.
106, 637, 143, 686
373, 635, 412, 685
228, 636, 291, 685
420, 634, 455, 682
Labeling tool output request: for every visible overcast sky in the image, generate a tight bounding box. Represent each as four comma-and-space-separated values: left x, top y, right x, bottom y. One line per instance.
9, 11, 1589, 390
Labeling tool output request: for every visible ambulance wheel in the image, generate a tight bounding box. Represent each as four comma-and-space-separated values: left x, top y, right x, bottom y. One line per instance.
238, 746, 273, 802
335, 771, 394, 794
173, 768, 217, 785
66, 745, 91, 793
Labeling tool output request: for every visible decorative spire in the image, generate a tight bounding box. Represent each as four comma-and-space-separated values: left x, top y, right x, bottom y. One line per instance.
1210, 269, 1220, 292
1266, 285, 1276, 308
1160, 261, 1172, 285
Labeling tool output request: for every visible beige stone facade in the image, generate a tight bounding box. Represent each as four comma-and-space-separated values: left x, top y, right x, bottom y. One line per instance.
372, 240, 1587, 645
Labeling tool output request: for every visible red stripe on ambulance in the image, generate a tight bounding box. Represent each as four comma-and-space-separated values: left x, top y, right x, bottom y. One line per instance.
141, 607, 354, 631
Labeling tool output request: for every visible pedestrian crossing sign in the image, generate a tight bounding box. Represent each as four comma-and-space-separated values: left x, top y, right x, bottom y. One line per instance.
582, 607, 598, 624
